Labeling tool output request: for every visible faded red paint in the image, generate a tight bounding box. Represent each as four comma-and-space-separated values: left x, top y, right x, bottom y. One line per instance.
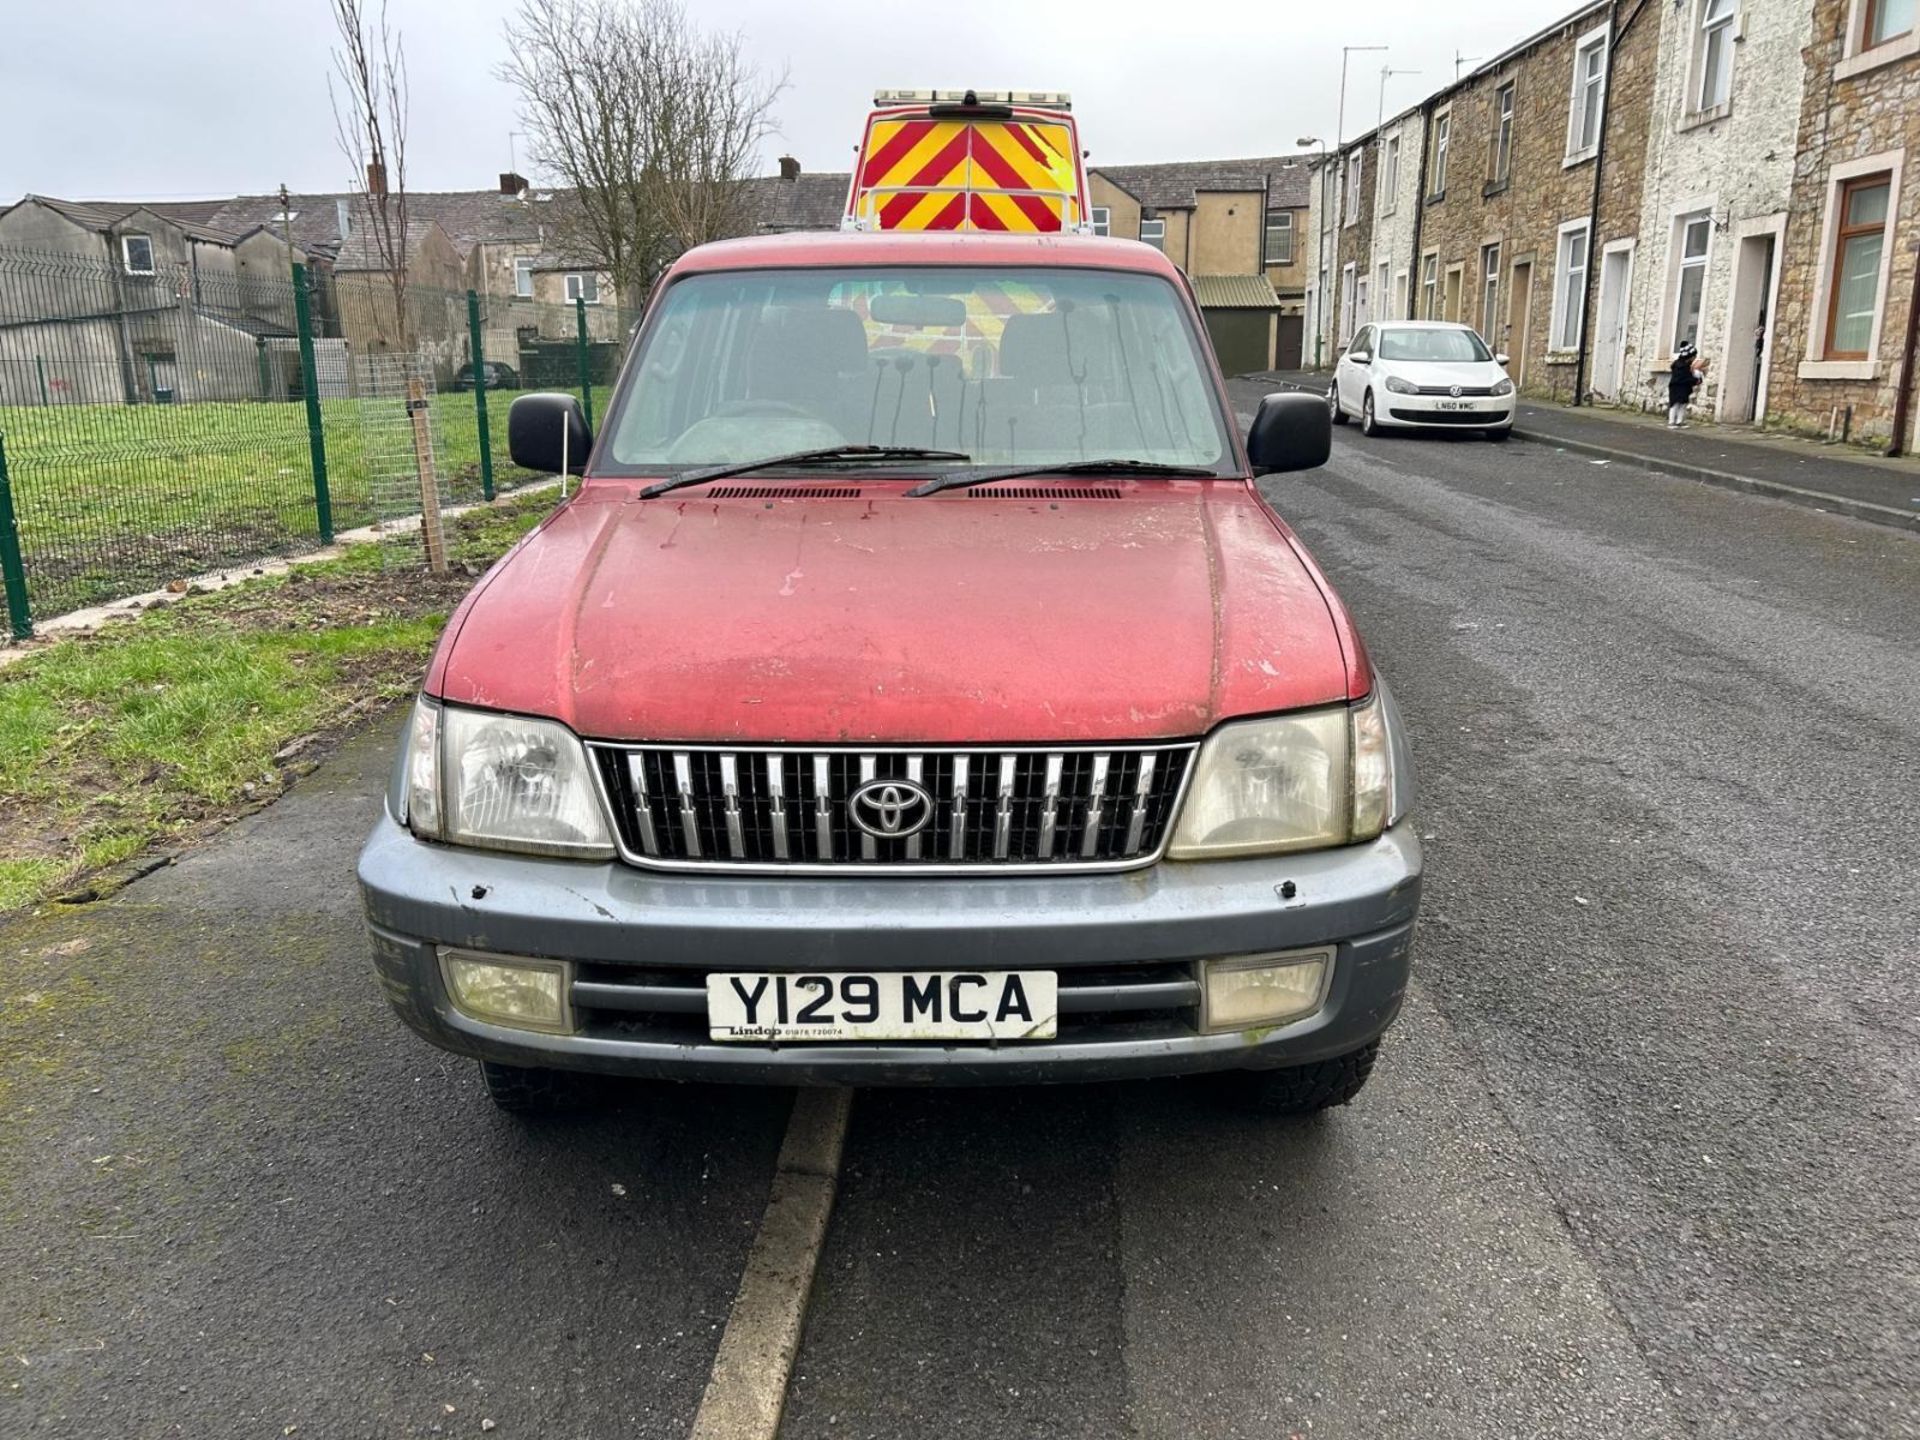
425, 231, 1374, 742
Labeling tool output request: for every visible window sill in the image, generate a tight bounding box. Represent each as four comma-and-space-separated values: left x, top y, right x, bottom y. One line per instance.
1544, 349, 1581, 365
1797, 359, 1880, 381
1834, 30, 1920, 81
1676, 102, 1732, 133
1425, 191, 1447, 207
1562, 148, 1598, 169
1482, 179, 1511, 199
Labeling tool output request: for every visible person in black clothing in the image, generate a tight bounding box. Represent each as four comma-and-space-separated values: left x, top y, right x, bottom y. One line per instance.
1667, 343, 1707, 428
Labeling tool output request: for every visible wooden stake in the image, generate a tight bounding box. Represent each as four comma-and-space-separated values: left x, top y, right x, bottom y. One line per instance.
407, 376, 448, 573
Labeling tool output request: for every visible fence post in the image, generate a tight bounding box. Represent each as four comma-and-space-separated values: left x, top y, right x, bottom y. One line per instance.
575, 295, 593, 431
467, 290, 495, 501
0, 433, 31, 640
34, 355, 48, 407
292, 262, 334, 543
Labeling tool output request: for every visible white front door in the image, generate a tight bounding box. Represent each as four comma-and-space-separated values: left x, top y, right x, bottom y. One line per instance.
1592, 247, 1632, 399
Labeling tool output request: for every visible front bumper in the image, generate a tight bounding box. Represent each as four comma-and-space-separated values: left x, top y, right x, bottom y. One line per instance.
358, 813, 1421, 1086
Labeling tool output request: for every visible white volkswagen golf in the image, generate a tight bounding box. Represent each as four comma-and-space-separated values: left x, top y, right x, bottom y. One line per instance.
1329, 321, 1516, 439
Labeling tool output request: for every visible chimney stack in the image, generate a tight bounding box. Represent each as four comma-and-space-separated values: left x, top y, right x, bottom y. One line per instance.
499, 171, 529, 197
366, 161, 388, 197
778, 154, 801, 181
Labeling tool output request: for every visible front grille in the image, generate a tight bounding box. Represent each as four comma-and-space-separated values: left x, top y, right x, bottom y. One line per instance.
589, 743, 1196, 872
1410, 383, 1498, 397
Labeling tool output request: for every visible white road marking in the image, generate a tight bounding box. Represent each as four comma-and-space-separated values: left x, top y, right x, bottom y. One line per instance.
688, 1087, 852, 1440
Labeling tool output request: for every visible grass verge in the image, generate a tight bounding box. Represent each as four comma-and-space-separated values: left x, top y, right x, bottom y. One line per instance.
0, 489, 555, 913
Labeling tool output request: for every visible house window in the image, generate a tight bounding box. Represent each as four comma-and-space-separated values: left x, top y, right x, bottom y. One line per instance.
1340, 262, 1357, 342
121, 234, 155, 275
1265, 210, 1294, 265
1696, 0, 1738, 112
513, 257, 534, 298
1420, 253, 1439, 318
1139, 217, 1166, 251
1481, 244, 1502, 338
1567, 26, 1608, 161
565, 272, 600, 304
1356, 276, 1370, 329
1091, 206, 1111, 237
1825, 176, 1891, 359
1492, 84, 1515, 185
1375, 263, 1390, 323
1430, 110, 1451, 196
1864, 0, 1915, 46
1379, 133, 1400, 215
1551, 220, 1591, 350
1394, 269, 1409, 320
1345, 151, 1364, 225
1671, 214, 1713, 351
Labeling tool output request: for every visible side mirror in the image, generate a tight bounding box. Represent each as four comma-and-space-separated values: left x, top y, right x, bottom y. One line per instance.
1349, 351, 1371, 365
1246, 392, 1332, 476
1495, 352, 1511, 366
508, 392, 592, 475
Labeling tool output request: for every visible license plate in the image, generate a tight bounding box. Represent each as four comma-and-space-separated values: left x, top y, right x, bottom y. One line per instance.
1434, 400, 1476, 410
707, 971, 1058, 1042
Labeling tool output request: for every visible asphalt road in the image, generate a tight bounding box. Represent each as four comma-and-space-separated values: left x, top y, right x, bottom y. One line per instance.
5, 403, 1918, 1437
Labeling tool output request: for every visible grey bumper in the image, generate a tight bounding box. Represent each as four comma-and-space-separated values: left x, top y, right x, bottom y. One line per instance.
358, 812, 1421, 1085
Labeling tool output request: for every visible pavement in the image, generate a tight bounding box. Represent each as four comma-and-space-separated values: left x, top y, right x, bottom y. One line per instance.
6, 407, 1920, 1438
1254, 368, 1920, 531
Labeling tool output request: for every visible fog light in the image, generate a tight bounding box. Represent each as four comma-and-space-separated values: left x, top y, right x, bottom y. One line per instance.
439, 949, 574, 1033
1199, 949, 1333, 1034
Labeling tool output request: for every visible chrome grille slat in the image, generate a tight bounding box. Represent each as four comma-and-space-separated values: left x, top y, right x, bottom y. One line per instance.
625, 753, 661, 855
673, 751, 702, 859
719, 754, 745, 858
1081, 753, 1110, 860
1125, 753, 1157, 855
592, 742, 1196, 873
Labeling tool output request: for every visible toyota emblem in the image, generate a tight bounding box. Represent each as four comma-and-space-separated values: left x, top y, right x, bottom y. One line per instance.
1449, 384, 1463, 398
849, 777, 935, 839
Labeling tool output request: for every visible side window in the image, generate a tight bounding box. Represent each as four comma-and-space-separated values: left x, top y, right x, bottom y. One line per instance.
1350, 325, 1373, 357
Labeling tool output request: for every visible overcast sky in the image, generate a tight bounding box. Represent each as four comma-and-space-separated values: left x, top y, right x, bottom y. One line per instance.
3, 0, 1580, 202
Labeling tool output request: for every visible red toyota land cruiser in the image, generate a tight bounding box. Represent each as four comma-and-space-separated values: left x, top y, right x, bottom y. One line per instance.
357, 230, 1421, 1114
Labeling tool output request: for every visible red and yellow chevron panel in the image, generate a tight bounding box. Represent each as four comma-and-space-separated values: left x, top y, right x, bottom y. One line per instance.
849, 110, 1086, 233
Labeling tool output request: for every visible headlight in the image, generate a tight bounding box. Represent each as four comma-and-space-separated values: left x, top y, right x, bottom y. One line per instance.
1491, 377, 1515, 396
1383, 376, 1418, 394
405, 698, 615, 859
1168, 693, 1394, 859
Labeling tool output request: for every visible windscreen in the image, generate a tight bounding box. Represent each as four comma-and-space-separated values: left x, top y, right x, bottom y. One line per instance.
603, 266, 1233, 474
1377, 327, 1493, 363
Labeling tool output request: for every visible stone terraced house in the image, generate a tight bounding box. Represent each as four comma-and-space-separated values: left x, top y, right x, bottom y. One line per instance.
1304, 0, 1919, 451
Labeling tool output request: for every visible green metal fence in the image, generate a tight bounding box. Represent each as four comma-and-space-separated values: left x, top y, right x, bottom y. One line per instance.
0, 244, 637, 638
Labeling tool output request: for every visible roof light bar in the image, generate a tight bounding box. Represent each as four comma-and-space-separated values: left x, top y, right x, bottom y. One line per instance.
872, 89, 1073, 110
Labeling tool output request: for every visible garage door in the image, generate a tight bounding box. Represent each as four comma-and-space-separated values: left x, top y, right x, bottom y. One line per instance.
1202, 309, 1272, 376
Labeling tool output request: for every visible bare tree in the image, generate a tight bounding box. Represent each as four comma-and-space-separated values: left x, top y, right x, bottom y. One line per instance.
498, 0, 785, 303
329, 0, 411, 347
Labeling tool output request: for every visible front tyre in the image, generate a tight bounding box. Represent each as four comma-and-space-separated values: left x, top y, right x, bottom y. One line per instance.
1224, 1041, 1379, 1116
1328, 381, 1348, 425
1360, 390, 1382, 438
479, 1059, 587, 1114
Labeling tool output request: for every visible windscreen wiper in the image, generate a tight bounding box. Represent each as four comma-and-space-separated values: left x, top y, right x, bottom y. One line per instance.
640, 446, 972, 499
905, 458, 1221, 498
